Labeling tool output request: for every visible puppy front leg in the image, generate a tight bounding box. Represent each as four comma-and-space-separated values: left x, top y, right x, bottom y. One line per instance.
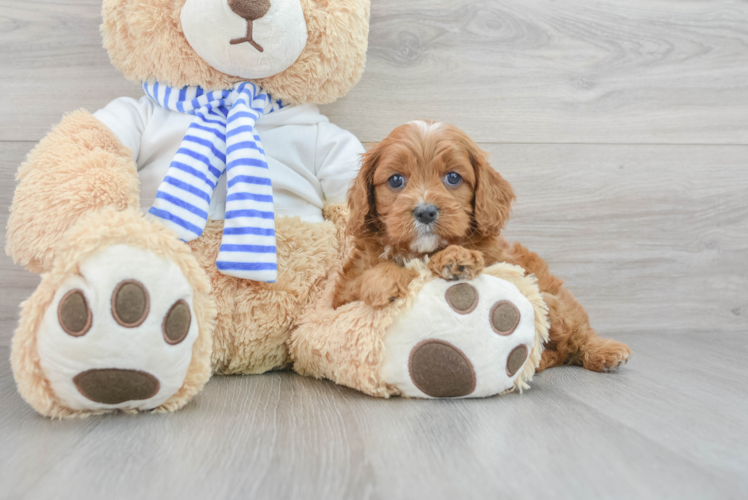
360, 262, 419, 308
429, 245, 485, 281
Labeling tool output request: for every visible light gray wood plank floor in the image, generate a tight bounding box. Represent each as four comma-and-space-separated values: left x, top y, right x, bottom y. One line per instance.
1, 333, 747, 499
1, 0, 747, 499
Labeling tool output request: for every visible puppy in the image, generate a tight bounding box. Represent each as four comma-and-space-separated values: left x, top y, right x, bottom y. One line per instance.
333, 120, 631, 372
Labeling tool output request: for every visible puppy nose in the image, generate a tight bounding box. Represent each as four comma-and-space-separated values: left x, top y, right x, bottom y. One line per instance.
229, 0, 271, 21
413, 204, 439, 224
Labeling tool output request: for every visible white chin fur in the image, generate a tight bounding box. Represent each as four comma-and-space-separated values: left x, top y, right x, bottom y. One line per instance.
181, 0, 308, 80
411, 234, 440, 254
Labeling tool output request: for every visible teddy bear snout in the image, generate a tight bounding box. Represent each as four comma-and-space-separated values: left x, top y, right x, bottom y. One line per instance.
228, 0, 272, 52
229, 0, 271, 22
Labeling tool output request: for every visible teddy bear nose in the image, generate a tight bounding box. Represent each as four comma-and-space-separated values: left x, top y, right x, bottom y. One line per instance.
228, 0, 271, 21
413, 204, 439, 225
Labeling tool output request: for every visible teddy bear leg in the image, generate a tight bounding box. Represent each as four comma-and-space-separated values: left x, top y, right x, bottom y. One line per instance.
189, 215, 342, 375
6, 110, 139, 273
292, 263, 548, 399
11, 209, 216, 417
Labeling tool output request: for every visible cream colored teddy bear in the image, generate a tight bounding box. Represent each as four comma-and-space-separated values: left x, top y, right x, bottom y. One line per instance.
7, 0, 370, 417
7, 0, 550, 417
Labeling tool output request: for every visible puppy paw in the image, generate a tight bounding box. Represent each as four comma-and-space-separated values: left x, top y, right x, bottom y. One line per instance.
582, 339, 632, 372
536, 350, 563, 372
429, 245, 485, 281
360, 265, 416, 308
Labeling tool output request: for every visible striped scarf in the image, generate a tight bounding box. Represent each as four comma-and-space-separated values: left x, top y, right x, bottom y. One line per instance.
143, 81, 286, 283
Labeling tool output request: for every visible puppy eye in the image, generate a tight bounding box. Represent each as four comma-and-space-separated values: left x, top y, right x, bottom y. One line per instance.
388, 174, 406, 189
444, 172, 463, 187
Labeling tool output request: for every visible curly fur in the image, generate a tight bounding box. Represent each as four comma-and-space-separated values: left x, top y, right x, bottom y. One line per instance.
334, 121, 632, 372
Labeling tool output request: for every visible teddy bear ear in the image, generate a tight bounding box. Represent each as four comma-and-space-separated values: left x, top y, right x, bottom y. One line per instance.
102, 0, 240, 90
102, 0, 371, 105
257, 0, 371, 105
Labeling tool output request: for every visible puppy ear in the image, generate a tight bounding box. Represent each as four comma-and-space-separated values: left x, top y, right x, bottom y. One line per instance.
471, 147, 516, 237
347, 144, 381, 239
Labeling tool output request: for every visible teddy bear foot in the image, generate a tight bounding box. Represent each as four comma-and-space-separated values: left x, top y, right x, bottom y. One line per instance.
36, 244, 199, 411
291, 262, 548, 400
380, 275, 539, 399
11, 209, 215, 417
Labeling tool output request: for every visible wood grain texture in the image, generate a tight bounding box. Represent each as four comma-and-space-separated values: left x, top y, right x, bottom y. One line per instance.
1, 0, 748, 143
493, 143, 748, 335
325, 0, 748, 143
1, 0, 747, 498
0, 143, 38, 348
1, 332, 747, 500
0, 0, 141, 142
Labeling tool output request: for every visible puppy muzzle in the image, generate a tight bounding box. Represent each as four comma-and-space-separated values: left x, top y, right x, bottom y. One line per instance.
413, 204, 439, 225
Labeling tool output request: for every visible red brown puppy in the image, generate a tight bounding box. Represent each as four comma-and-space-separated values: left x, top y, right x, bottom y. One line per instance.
334, 120, 631, 372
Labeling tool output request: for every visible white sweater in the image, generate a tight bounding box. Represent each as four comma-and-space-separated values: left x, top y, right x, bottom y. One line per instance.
94, 96, 364, 224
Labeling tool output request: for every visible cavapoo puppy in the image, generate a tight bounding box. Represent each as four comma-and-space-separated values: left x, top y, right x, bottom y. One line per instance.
333, 120, 631, 372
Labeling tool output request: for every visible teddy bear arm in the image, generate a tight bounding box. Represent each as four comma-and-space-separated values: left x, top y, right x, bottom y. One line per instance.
6, 110, 140, 273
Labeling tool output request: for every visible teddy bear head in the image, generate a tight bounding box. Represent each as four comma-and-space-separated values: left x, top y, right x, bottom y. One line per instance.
102, 0, 370, 105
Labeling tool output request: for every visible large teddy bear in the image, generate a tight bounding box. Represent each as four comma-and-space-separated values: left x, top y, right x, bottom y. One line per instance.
7, 0, 549, 418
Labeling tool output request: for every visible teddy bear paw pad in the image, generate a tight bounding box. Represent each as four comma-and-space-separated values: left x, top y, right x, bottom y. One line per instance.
381, 275, 536, 398
37, 244, 197, 411
408, 340, 476, 398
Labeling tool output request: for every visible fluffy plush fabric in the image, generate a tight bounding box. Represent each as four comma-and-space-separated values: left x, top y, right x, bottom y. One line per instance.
102, 0, 370, 104
11, 208, 216, 418
6, 110, 139, 273
189, 211, 343, 375
289, 259, 550, 398
4, 110, 356, 383
381, 272, 541, 398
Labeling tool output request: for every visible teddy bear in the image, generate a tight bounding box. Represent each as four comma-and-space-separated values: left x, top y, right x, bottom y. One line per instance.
6, 0, 550, 417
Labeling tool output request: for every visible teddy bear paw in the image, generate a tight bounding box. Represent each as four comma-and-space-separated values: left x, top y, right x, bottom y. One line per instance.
380, 275, 537, 398
36, 244, 199, 412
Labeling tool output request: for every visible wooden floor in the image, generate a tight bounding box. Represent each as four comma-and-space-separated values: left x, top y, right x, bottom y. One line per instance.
0, 332, 746, 499
1, 0, 747, 499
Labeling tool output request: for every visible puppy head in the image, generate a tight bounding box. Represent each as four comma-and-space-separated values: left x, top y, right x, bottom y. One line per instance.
348, 121, 515, 256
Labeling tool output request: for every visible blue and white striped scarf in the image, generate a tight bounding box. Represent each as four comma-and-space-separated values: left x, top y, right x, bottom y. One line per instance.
143, 81, 287, 283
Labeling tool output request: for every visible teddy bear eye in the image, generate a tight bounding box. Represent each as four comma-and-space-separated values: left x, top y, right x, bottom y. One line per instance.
388, 174, 406, 189
445, 172, 463, 187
